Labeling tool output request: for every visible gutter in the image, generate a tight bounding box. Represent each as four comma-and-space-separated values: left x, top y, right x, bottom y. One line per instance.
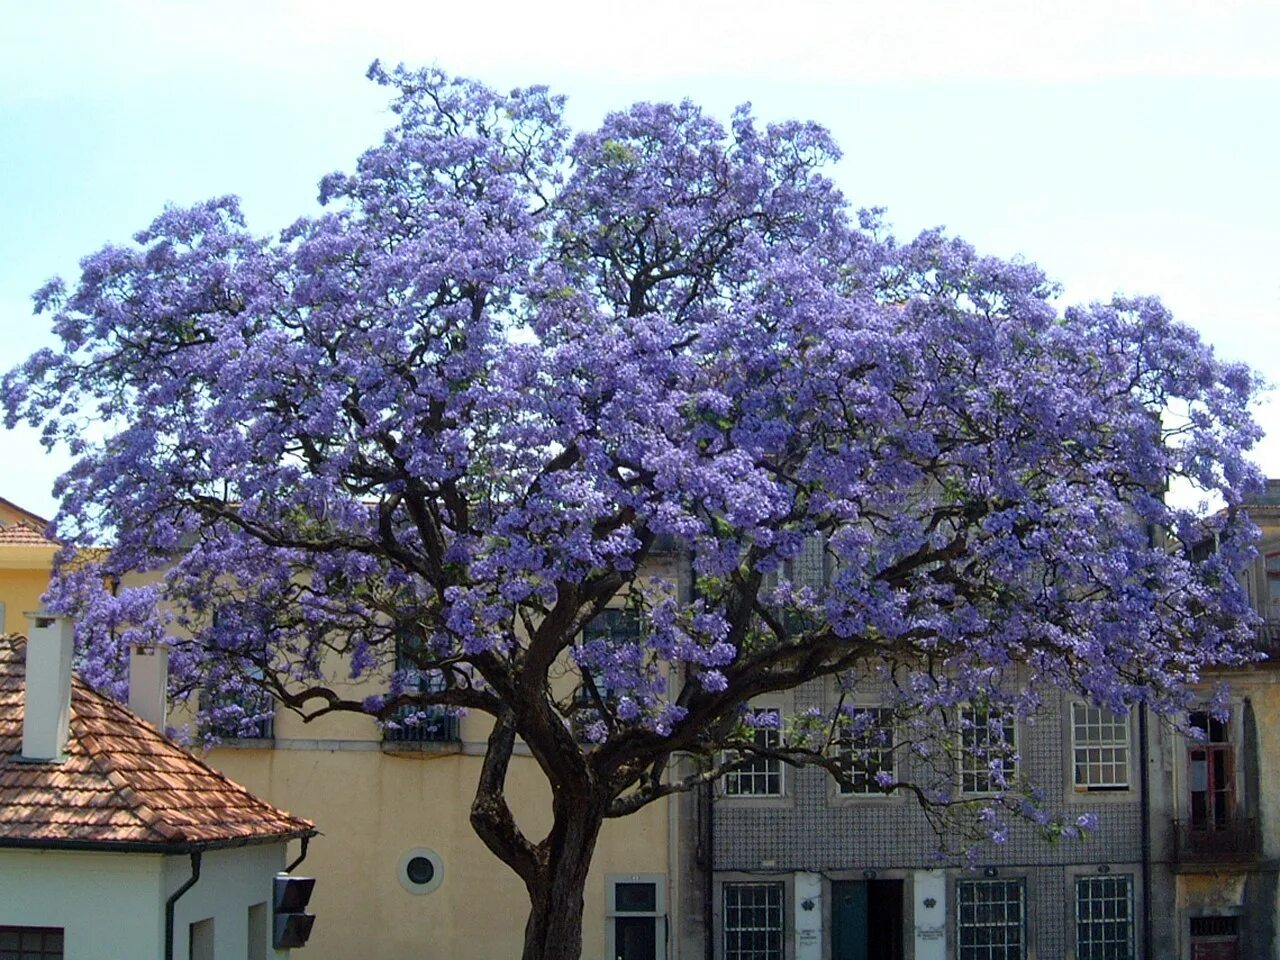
0, 827, 316, 857
164, 851, 202, 960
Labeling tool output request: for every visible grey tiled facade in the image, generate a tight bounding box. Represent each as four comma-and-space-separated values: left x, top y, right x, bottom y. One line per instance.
704, 679, 1176, 960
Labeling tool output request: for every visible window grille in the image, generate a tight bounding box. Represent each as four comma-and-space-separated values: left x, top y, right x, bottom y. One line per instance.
205, 680, 274, 740
723, 883, 784, 960
576, 609, 641, 704
837, 707, 894, 795
1075, 875, 1135, 960
385, 634, 458, 743
956, 880, 1025, 960
1071, 704, 1130, 791
723, 709, 784, 797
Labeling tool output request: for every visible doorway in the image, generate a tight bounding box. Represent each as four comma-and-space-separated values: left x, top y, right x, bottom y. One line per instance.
831, 879, 905, 960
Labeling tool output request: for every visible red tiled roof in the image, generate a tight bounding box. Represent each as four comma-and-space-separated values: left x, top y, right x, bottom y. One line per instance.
0, 522, 55, 546
0, 636, 314, 850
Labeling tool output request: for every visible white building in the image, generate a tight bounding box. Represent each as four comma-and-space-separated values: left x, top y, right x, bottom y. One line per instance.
0, 616, 316, 960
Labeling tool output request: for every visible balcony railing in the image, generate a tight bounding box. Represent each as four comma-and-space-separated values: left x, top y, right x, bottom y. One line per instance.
382, 705, 460, 744
1256, 621, 1280, 660
1172, 818, 1259, 865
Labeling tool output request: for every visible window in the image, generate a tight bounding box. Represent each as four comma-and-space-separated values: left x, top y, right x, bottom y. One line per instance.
576, 608, 641, 703
1071, 704, 1130, 791
837, 707, 895, 795
189, 918, 214, 960
607, 875, 666, 960
385, 634, 458, 743
204, 679, 274, 740
204, 608, 274, 739
723, 882, 784, 960
1075, 875, 1134, 960
0, 927, 63, 960
1188, 711, 1234, 830
956, 880, 1025, 960
247, 903, 267, 960
1266, 553, 1280, 618
723, 709, 783, 797
1189, 915, 1239, 959
959, 706, 1017, 795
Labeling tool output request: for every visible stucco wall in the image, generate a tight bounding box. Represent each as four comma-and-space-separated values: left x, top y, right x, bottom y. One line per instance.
167, 844, 292, 960
0, 848, 164, 958
0, 844, 293, 960
210, 744, 670, 960
0, 561, 53, 633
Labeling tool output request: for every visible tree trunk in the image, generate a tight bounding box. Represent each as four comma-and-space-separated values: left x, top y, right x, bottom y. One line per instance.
521, 798, 606, 960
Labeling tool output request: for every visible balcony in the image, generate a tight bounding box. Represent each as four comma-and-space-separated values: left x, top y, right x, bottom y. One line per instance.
1171, 818, 1259, 869
382, 705, 460, 747
1255, 621, 1280, 661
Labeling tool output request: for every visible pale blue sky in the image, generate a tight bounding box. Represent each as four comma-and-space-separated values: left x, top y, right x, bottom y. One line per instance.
2, 1, 1278, 519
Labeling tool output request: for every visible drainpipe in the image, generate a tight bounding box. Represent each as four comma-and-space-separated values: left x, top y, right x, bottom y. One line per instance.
164, 851, 202, 960
1138, 702, 1153, 960
285, 835, 310, 873
667, 759, 680, 960
703, 780, 715, 960
687, 548, 715, 960
1138, 522, 1155, 960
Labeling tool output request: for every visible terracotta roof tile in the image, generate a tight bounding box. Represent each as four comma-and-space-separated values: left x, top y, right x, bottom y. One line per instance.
0, 522, 55, 546
0, 636, 314, 850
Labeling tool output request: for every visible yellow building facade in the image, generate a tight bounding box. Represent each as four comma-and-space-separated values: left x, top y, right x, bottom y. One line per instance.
0, 494, 679, 960
0, 497, 56, 635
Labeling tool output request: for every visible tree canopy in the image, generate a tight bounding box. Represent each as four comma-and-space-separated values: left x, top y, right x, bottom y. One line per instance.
3, 63, 1263, 960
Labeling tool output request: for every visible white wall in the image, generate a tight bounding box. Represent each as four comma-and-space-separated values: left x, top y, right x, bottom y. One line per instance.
0, 842, 294, 960
0, 849, 165, 958
166, 843, 293, 960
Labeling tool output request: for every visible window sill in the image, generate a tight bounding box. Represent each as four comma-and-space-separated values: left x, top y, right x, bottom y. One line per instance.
210, 737, 276, 750
381, 739, 464, 757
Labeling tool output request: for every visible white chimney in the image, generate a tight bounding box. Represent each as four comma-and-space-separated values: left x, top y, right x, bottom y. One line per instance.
21, 613, 75, 762
128, 644, 169, 730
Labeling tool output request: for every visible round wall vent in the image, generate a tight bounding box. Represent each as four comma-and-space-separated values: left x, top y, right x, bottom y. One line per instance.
397, 847, 445, 895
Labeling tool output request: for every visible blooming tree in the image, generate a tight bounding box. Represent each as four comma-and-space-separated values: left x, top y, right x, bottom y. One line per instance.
3, 64, 1262, 960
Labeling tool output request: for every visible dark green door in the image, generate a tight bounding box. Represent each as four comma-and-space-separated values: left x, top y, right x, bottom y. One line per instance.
832, 881, 869, 960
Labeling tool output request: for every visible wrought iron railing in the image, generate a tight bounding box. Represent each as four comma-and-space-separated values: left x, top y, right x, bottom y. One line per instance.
1255, 621, 1280, 659
382, 705, 460, 743
1172, 817, 1259, 864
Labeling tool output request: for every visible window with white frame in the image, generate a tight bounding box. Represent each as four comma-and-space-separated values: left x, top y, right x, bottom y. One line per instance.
722, 882, 784, 960
723, 709, 784, 797
1075, 875, 1134, 960
956, 879, 1026, 960
1071, 703, 1130, 791
959, 706, 1018, 795
837, 707, 895, 795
